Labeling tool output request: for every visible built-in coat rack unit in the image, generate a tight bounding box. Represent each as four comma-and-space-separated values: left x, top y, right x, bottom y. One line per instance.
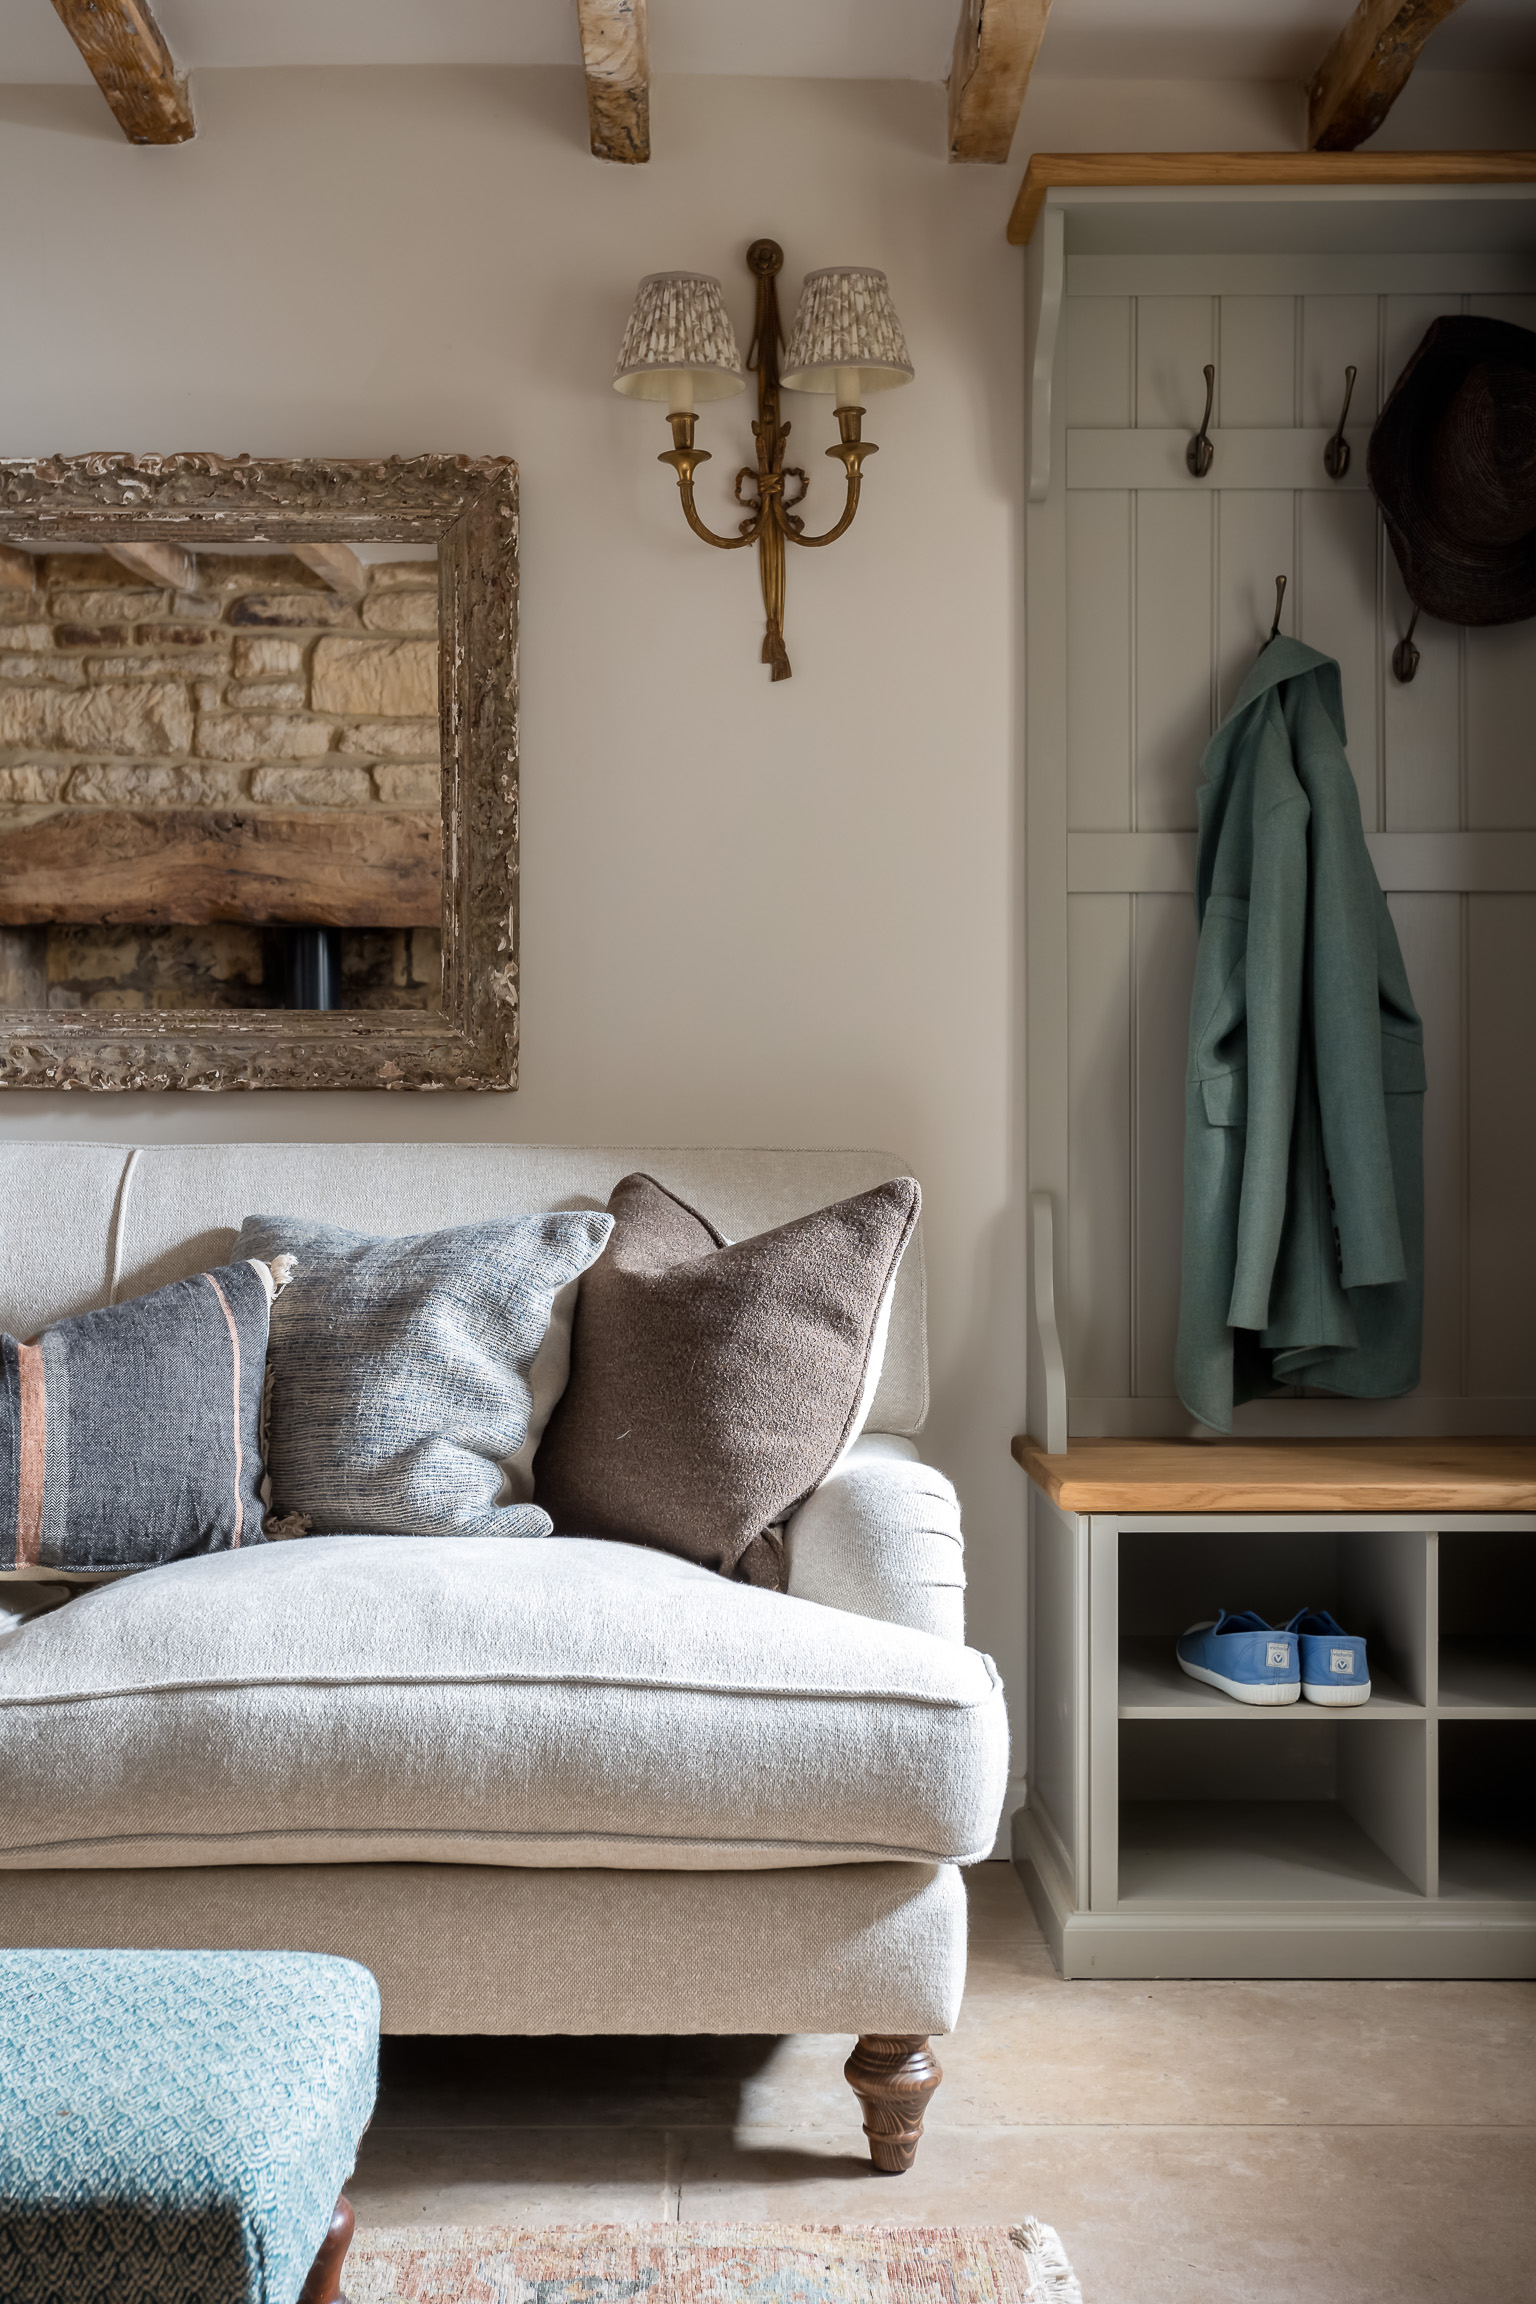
1012, 154, 1536, 1981
1018, 151, 1536, 1449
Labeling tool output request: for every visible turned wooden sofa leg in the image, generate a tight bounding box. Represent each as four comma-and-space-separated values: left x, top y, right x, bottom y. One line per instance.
298, 2194, 355, 2304
844, 2035, 942, 2174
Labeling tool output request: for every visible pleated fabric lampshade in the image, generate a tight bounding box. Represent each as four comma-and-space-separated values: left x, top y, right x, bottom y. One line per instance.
613, 273, 746, 412
780, 267, 914, 401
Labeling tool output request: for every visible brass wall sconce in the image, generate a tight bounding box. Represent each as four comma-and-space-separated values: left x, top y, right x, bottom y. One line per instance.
613, 241, 912, 679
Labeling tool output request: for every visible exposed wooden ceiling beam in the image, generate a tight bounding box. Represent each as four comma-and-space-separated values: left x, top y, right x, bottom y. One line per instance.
106, 540, 201, 593
949, 0, 1052, 165
50, 0, 194, 146
1307, 0, 1469, 153
576, 0, 650, 165
293, 542, 368, 599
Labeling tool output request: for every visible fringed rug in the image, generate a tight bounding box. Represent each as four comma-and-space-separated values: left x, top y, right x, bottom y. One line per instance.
344, 2221, 1082, 2304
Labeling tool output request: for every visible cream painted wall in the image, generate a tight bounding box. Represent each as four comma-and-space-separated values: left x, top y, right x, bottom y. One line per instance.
1, 65, 1528, 1838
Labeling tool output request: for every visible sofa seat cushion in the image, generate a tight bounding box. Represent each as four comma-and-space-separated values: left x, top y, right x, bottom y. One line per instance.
0, 1536, 1009, 1871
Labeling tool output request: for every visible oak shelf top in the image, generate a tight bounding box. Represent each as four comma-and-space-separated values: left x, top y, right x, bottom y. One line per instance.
1012, 1435, 1536, 1515
1007, 149, 1536, 245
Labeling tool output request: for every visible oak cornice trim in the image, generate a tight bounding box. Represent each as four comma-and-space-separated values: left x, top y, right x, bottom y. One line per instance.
576, 0, 650, 165
949, 0, 1051, 166
50, 0, 193, 146
1006, 149, 1536, 244
1308, 0, 1470, 153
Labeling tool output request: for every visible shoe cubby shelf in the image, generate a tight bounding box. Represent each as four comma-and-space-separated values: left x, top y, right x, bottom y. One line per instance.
1117, 1637, 1425, 1718
1013, 1440, 1536, 1979
1437, 1639, 1536, 1718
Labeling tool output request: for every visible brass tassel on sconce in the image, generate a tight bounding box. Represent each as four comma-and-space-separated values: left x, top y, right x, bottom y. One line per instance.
613, 241, 913, 679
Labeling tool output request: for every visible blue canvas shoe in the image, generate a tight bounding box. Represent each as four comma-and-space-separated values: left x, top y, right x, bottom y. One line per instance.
1175, 1611, 1300, 1705
1286, 1608, 1371, 1706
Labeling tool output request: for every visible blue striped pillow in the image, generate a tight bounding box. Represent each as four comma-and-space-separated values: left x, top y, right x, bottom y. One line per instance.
1, 1260, 280, 1573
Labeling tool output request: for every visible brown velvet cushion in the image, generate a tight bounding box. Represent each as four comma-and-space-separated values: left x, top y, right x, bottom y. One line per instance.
533, 1172, 921, 1587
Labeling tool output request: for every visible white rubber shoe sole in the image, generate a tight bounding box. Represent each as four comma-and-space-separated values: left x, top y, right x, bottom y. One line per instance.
1177, 1656, 1300, 1705
1300, 1679, 1371, 1706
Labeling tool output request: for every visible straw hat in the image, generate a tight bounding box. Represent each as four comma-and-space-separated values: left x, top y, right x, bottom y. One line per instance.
1368, 314, 1536, 627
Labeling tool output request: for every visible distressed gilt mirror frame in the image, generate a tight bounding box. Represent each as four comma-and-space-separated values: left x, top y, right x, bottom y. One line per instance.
0, 452, 519, 1091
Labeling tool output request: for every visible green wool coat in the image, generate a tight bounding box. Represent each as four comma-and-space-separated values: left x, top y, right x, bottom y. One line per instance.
1175, 637, 1425, 1431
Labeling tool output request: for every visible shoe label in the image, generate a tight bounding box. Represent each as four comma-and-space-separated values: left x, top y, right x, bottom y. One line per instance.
1330, 1649, 1353, 1674
1267, 1643, 1290, 1669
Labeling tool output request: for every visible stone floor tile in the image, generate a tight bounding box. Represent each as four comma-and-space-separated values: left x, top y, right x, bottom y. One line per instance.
1032, 2123, 1536, 2304
933, 1969, 1536, 2129
962, 1863, 1059, 1984
729, 1977, 1536, 2136
951, 1863, 1536, 2128
676, 2123, 1536, 2304
730, 2035, 865, 2140
672, 2122, 1011, 2225
374, 1965, 1536, 2144
349, 2126, 674, 2226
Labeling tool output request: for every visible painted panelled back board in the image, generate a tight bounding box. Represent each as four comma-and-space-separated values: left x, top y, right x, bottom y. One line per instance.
1055, 277, 1536, 1437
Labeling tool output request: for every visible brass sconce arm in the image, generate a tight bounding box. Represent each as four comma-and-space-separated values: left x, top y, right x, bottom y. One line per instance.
784, 413, 878, 549
659, 418, 761, 550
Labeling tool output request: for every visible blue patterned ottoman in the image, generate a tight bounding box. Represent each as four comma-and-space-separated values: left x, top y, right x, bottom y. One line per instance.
0, 1949, 380, 2304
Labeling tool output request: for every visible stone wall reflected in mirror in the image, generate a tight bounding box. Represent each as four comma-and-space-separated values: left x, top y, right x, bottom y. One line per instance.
0, 540, 442, 1014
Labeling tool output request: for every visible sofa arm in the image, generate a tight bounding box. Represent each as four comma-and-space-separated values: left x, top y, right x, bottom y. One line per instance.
784, 1436, 966, 1644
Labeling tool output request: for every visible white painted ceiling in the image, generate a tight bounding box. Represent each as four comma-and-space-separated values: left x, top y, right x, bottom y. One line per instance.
0, 1, 1530, 85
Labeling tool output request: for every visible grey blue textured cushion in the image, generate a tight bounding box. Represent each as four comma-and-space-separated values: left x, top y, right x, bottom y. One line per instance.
535, 1173, 921, 1585
0, 1947, 378, 2304
1, 1260, 278, 1574
233, 1211, 613, 1538
0, 1533, 1010, 1871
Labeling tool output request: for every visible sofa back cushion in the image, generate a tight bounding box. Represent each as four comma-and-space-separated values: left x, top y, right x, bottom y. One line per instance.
534, 1174, 919, 1585
0, 1145, 928, 1435
232, 1210, 611, 1539
2, 1259, 278, 1573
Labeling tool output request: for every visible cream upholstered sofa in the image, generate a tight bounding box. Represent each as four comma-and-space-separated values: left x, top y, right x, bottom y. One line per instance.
0, 1142, 1008, 2169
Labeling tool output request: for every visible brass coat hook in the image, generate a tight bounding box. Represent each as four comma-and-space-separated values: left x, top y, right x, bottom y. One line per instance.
1324, 365, 1358, 481
1263, 572, 1287, 649
1392, 605, 1422, 684
1187, 363, 1216, 477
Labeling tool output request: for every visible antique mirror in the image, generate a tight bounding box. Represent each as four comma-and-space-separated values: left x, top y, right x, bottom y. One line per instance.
0, 454, 518, 1090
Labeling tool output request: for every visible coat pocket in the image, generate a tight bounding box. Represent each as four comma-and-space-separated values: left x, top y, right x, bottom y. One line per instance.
1201, 1070, 1248, 1126
1191, 894, 1250, 1128
1380, 1024, 1427, 1095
